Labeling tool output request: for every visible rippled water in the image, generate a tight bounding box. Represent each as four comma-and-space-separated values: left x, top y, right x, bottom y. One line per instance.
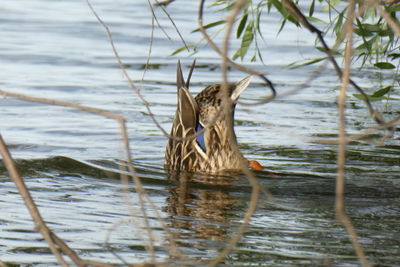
1, 0, 400, 266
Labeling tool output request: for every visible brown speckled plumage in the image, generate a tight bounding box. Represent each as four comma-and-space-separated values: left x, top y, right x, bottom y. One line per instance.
165, 61, 252, 173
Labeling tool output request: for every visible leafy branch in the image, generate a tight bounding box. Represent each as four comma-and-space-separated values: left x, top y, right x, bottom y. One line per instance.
169, 0, 400, 101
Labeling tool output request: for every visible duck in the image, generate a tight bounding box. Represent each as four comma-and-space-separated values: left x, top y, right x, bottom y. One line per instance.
165, 60, 263, 173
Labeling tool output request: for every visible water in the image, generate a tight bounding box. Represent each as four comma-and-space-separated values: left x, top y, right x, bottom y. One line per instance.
1, 0, 400, 266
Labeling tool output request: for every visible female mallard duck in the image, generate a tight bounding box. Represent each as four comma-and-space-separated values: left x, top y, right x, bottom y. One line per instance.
165, 61, 262, 173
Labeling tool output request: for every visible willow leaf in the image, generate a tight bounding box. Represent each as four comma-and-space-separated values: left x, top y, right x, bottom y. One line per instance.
371, 86, 392, 97
170, 43, 196, 56
237, 14, 248, 38
192, 20, 226, 33
375, 62, 396, 69
233, 20, 254, 60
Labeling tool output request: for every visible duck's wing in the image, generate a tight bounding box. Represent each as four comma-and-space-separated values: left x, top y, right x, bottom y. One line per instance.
165, 61, 199, 170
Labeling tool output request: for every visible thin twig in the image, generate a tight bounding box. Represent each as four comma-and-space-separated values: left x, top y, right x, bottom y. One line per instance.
197, 0, 276, 104
86, 0, 159, 259
374, 1, 400, 37
336, 1, 352, 206
208, 1, 263, 265
0, 90, 123, 121
154, 0, 190, 50
86, 1, 188, 261
105, 220, 138, 265
197, 0, 273, 200
280, 0, 388, 131
0, 134, 73, 266
335, 2, 371, 266
0, 89, 146, 266
147, 0, 172, 40
141, 10, 156, 82
312, 114, 400, 145
86, 0, 214, 151
84, 0, 251, 188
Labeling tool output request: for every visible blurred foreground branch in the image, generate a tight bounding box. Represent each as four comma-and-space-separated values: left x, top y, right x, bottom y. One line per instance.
0, 134, 114, 267
0, 88, 166, 265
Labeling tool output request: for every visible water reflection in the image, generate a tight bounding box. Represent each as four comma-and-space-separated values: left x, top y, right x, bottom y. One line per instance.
164, 171, 238, 248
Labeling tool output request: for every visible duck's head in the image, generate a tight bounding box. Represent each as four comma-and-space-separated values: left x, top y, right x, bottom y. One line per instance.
194, 76, 253, 127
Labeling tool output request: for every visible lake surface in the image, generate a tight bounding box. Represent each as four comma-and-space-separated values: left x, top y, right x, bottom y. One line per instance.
1, 0, 399, 266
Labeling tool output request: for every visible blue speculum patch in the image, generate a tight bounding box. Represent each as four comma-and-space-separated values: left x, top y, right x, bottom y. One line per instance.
195, 122, 206, 152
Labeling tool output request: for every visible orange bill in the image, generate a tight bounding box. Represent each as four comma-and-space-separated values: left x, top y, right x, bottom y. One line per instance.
248, 160, 264, 171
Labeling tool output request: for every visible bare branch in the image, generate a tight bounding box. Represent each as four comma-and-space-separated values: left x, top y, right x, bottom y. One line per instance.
197, 0, 276, 105
153, 0, 190, 50
207, 1, 269, 265
280, 0, 389, 131
0, 134, 77, 266
375, 1, 400, 37
335, 2, 371, 266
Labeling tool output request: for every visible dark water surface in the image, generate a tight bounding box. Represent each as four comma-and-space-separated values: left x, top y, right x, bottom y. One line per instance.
1, 0, 400, 266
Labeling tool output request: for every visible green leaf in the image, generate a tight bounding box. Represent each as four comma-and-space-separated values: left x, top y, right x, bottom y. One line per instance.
378, 29, 393, 37
323, 0, 341, 12
270, 0, 299, 27
232, 49, 241, 60
309, 0, 315, 17
374, 62, 396, 69
362, 24, 381, 32
334, 10, 345, 36
287, 57, 326, 69
364, 6, 376, 19
315, 46, 341, 55
389, 53, 400, 60
305, 16, 327, 25
278, 18, 287, 34
257, 47, 264, 64
192, 20, 226, 33
386, 3, 400, 13
209, 0, 229, 6
371, 86, 392, 97
233, 19, 254, 60
256, 7, 264, 39
170, 43, 196, 56
267, 0, 272, 12
355, 35, 378, 52
354, 20, 378, 37
353, 94, 386, 101
355, 29, 374, 37
270, 0, 285, 15
353, 86, 394, 101
354, 28, 374, 37
237, 14, 248, 38
210, 0, 235, 11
